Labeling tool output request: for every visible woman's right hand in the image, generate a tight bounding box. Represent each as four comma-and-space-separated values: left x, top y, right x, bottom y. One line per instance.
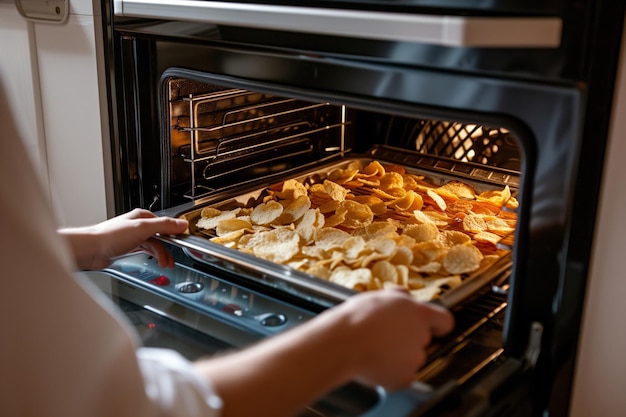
333, 288, 454, 390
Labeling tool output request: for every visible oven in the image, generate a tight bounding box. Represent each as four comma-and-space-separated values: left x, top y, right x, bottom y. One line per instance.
86, 0, 626, 416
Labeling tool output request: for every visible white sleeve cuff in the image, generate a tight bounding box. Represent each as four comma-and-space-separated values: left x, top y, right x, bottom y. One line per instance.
136, 347, 223, 417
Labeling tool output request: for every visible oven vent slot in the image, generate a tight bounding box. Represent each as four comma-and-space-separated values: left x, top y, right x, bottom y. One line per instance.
170, 88, 348, 201
386, 119, 521, 171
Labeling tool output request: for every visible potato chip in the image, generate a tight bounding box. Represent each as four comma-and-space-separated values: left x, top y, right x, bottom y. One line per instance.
426, 189, 447, 211
463, 213, 488, 233
295, 208, 325, 242
321, 180, 349, 201
336, 200, 374, 229
403, 223, 439, 242
216, 218, 252, 236
251, 200, 283, 225
379, 172, 404, 191
351, 195, 387, 215
437, 181, 477, 200
278, 195, 311, 223
353, 222, 397, 240
359, 160, 385, 178
342, 236, 367, 260
372, 260, 398, 283
330, 267, 374, 291
327, 168, 359, 184
437, 230, 471, 248
443, 244, 483, 274
248, 228, 301, 263
197, 208, 240, 230
314, 227, 352, 250
277, 179, 308, 200
473, 231, 501, 245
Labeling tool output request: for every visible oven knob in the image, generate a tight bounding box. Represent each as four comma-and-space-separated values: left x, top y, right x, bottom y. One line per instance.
176, 282, 204, 293
257, 313, 287, 327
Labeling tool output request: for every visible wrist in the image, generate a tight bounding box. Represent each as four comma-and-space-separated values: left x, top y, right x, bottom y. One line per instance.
58, 227, 101, 270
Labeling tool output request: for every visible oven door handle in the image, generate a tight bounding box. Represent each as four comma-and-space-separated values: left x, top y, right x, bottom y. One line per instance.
113, 0, 562, 48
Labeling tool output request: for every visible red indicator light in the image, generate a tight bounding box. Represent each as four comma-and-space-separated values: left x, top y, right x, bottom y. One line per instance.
149, 275, 170, 286
148, 323, 156, 329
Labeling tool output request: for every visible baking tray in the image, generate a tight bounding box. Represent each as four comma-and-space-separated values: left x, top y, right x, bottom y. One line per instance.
157, 147, 517, 309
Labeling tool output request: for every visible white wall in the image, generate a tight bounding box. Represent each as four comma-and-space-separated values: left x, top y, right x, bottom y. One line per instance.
570, 15, 626, 417
0, 0, 113, 226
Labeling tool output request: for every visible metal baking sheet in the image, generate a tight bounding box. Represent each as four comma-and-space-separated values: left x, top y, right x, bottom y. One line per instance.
158, 148, 516, 309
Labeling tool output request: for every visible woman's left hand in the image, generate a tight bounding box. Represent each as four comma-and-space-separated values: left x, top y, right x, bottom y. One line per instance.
58, 208, 189, 270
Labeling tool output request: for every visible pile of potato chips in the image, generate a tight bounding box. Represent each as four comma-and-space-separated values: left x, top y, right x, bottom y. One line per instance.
195, 160, 517, 301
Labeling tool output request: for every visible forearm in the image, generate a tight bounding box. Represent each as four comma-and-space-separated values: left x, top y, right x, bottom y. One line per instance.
58, 227, 103, 270
194, 309, 356, 417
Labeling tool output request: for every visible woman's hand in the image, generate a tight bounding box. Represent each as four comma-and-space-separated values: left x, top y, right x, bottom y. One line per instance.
334, 288, 454, 390
58, 208, 189, 270
194, 288, 454, 417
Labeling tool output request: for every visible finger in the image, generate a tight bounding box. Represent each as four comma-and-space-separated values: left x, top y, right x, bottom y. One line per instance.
123, 208, 157, 220
424, 304, 455, 337
141, 238, 175, 268
138, 216, 189, 237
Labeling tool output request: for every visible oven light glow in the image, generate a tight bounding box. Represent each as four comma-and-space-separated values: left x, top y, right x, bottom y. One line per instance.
149, 275, 170, 286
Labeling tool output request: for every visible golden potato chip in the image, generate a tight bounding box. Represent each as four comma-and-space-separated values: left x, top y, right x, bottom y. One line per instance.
327, 168, 359, 185
437, 230, 471, 247
210, 230, 245, 247
330, 267, 374, 291
277, 179, 308, 200
314, 227, 352, 250
278, 195, 311, 223
342, 236, 367, 260
484, 216, 515, 235
410, 261, 443, 274
473, 231, 501, 245
443, 244, 483, 274
403, 223, 439, 242
359, 160, 385, 178
197, 208, 240, 230
336, 200, 374, 229
427, 189, 447, 211
410, 285, 443, 302
412, 210, 450, 227
353, 222, 397, 240
379, 172, 404, 190
295, 208, 325, 242
463, 213, 488, 233
437, 181, 476, 200
306, 263, 332, 279
351, 195, 387, 215
318, 200, 341, 214
247, 228, 301, 263
216, 218, 252, 236
372, 260, 398, 283
477, 185, 511, 206
321, 180, 349, 201
200, 207, 222, 218
413, 240, 447, 263
251, 200, 283, 225
389, 245, 413, 265
387, 190, 418, 211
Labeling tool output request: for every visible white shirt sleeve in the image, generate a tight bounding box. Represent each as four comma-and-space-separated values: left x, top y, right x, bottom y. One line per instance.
0, 78, 222, 417
137, 348, 224, 417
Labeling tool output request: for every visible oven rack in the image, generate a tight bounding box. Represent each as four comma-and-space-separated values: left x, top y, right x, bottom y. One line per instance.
170, 88, 349, 201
